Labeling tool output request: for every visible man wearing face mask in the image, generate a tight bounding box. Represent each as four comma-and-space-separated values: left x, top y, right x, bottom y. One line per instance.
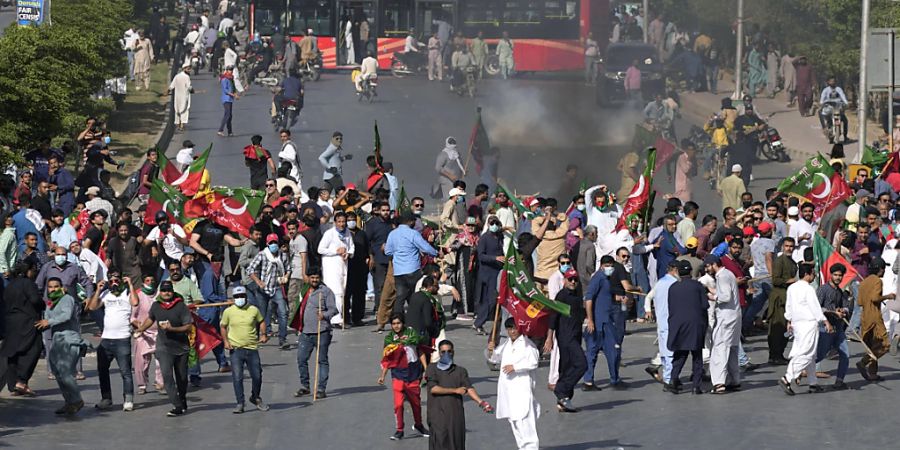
583, 255, 622, 390
344, 211, 369, 326
441, 187, 465, 230
425, 339, 493, 449
35, 277, 88, 415
247, 234, 291, 349
532, 199, 569, 284
584, 184, 622, 236
85, 272, 138, 411
318, 212, 355, 328
221, 286, 270, 413
473, 217, 505, 335
144, 211, 188, 268
545, 254, 572, 389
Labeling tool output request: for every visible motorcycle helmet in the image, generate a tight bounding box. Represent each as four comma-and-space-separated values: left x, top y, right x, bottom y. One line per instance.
218, 31, 226, 38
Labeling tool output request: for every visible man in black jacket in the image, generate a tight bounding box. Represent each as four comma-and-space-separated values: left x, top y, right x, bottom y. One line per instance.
545, 269, 587, 412
406, 276, 437, 343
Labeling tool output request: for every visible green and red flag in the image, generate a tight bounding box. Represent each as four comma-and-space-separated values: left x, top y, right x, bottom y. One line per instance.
144, 178, 189, 226
188, 311, 223, 367
158, 144, 212, 196
632, 125, 674, 171
468, 107, 491, 175
366, 122, 386, 192
497, 241, 570, 337
616, 147, 657, 232
776, 154, 851, 220
396, 183, 412, 215
813, 233, 858, 288
288, 283, 313, 331
183, 187, 265, 237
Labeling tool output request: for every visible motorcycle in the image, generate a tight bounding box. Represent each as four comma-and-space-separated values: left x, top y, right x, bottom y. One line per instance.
820, 100, 845, 144
273, 98, 300, 131
205, 46, 215, 72
757, 119, 789, 162
358, 77, 377, 103
188, 48, 202, 74
453, 66, 477, 98
390, 49, 427, 78
299, 52, 322, 82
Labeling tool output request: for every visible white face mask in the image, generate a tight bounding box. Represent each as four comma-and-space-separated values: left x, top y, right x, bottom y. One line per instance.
603, 266, 615, 276
576, 204, 586, 211
347, 220, 357, 229
234, 297, 247, 308
55, 255, 67, 266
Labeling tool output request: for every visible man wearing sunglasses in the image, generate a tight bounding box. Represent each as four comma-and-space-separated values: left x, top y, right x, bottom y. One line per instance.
318, 131, 352, 193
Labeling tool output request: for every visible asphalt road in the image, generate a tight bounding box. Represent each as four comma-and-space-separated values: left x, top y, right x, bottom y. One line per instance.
5, 73, 893, 450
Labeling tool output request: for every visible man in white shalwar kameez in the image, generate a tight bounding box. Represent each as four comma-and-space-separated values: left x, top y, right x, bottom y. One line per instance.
779, 264, 831, 395
168, 65, 193, 130
317, 212, 354, 327
487, 318, 540, 450
705, 255, 741, 393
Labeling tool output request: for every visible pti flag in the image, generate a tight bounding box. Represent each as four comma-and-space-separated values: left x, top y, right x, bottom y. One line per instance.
183, 187, 264, 237
776, 154, 850, 220
497, 183, 534, 221
396, 183, 412, 215
188, 312, 223, 367
813, 234, 858, 288
497, 241, 570, 337
144, 179, 188, 226
616, 147, 657, 231
469, 107, 491, 175
158, 144, 212, 196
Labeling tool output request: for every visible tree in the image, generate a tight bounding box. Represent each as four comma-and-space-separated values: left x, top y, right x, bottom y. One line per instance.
0, 0, 132, 165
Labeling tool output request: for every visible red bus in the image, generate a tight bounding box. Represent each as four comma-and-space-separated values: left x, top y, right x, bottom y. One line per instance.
246, 0, 609, 72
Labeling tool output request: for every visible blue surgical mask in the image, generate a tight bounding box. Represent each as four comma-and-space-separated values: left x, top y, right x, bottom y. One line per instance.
603, 266, 615, 276
268, 243, 279, 253
347, 220, 357, 229
437, 351, 453, 370
489, 224, 499, 233
54, 255, 67, 266
559, 264, 572, 273
103, 136, 111, 145
234, 297, 247, 308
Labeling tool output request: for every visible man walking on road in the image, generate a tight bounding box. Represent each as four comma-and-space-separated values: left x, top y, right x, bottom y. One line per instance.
168, 64, 193, 132
221, 286, 270, 413
778, 263, 831, 395
487, 318, 540, 450
294, 269, 338, 399
217, 66, 239, 136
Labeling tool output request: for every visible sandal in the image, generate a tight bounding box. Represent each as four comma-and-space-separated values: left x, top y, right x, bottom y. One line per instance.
14, 385, 36, 397
710, 384, 727, 394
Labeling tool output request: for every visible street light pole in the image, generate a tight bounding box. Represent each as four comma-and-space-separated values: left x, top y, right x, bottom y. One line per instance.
643, 0, 649, 43
732, 0, 744, 100
856, 0, 870, 163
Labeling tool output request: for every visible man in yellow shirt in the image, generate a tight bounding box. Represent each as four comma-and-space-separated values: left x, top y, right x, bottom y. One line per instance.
220, 286, 269, 413
719, 164, 746, 212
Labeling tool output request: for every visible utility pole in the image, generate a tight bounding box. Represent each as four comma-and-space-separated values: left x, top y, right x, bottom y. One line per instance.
856, 0, 871, 163
732, 0, 744, 100
643, 0, 649, 43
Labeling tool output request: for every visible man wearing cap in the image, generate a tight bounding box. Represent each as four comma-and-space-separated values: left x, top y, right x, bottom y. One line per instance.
84, 186, 114, 227
441, 187, 465, 230
676, 237, 704, 278
704, 255, 741, 394
247, 233, 291, 349
845, 189, 871, 233
544, 268, 586, 412
746, 221, 775, 333
175, 140, 196, 172
718, 164, 746, 212
666, 259, 709, 394
221, 286, 270, 413
132, 280, 193, 417
167, 64, 193, 131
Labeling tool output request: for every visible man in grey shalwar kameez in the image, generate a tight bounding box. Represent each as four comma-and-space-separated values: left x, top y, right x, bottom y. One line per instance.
37, 278, 88, 415
704, 255, 742, 394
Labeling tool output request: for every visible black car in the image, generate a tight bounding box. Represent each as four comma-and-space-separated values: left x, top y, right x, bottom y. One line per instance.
595, 42, 665, 106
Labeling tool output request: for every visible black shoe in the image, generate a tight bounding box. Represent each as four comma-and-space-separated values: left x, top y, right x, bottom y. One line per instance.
691, 387, 704, 395
280, 342, 291, 350
610, 381, 629, 390
768, 358, 789, 366
662, 383, 681, 394
741, 363, 760, 372
832, 380, 848, 391
644, 366, 663, 383
167, 407, 185, 417
724, 384, 741, 392
413, 424, 430, 436
581, 383, 599, 391
556, 398, 578, 412
856, 361, 870, 380
808, 385, 825, 394
293, 387, 310, 397
316, 391, 327, 399
778, 377, 795, 396
389, 431, 404, 441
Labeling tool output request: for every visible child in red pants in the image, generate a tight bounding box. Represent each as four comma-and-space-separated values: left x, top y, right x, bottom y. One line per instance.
378, 313, 430, 441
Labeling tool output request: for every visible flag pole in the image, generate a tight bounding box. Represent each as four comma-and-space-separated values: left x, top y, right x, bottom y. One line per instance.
313, 292, 322, 402
488, 291, 503, 346
841, 317, 878, 361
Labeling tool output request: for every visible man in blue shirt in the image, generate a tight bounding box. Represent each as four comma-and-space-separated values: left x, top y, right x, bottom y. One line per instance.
274, 71, 303, 126
217, 66, 238, 136
582, 255, 625, 390
385, 213, 437, 315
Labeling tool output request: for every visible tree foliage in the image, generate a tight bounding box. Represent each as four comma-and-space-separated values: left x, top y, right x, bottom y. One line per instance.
0, 0, 132, 164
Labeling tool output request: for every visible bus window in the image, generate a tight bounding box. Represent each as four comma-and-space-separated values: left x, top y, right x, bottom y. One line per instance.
287, 0, 333, 36
382, 0, 413, 37
337, 1, 378, 64
254, 0, 286, 36
460, 0, 502, 38
460, 0, 579, 40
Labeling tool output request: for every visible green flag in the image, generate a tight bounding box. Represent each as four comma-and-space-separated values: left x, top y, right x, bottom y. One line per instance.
503, 240, 570, 316
396, 183, 411, 215
497, 183, 533, 220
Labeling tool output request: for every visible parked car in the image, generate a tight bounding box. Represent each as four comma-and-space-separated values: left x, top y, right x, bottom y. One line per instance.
595, 42, 665, 106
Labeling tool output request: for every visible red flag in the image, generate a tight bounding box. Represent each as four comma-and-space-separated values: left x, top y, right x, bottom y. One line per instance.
497, 270, 551, 337
616, 148, 657, 231
813, 234, 859, 289
183, 187, 264, 237
190, 312, 223, 360
653, 137, 676, 172
288, 285, 312, 331
159, 145, 212, 196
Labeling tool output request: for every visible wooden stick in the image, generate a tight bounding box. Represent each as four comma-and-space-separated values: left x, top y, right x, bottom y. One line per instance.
313, 292, 322, 402
193, 301, 235, 308
841, 317, 878, 361
488, 294, 503, 345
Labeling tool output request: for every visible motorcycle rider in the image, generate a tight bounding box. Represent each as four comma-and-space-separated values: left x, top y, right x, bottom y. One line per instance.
210, 31, 228, 74
450, 45, 474, 93
273, 70, 303, 126
819, 76, 849, 142
643, 94, 674, 135
299, 30, 318, 67
401, 28, 426, 70
355, 52, 378, 94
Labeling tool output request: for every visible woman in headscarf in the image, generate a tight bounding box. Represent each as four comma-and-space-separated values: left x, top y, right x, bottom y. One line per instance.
434, 137, 465, 200
746, 44, 767, 95
0, 260, 43, 397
